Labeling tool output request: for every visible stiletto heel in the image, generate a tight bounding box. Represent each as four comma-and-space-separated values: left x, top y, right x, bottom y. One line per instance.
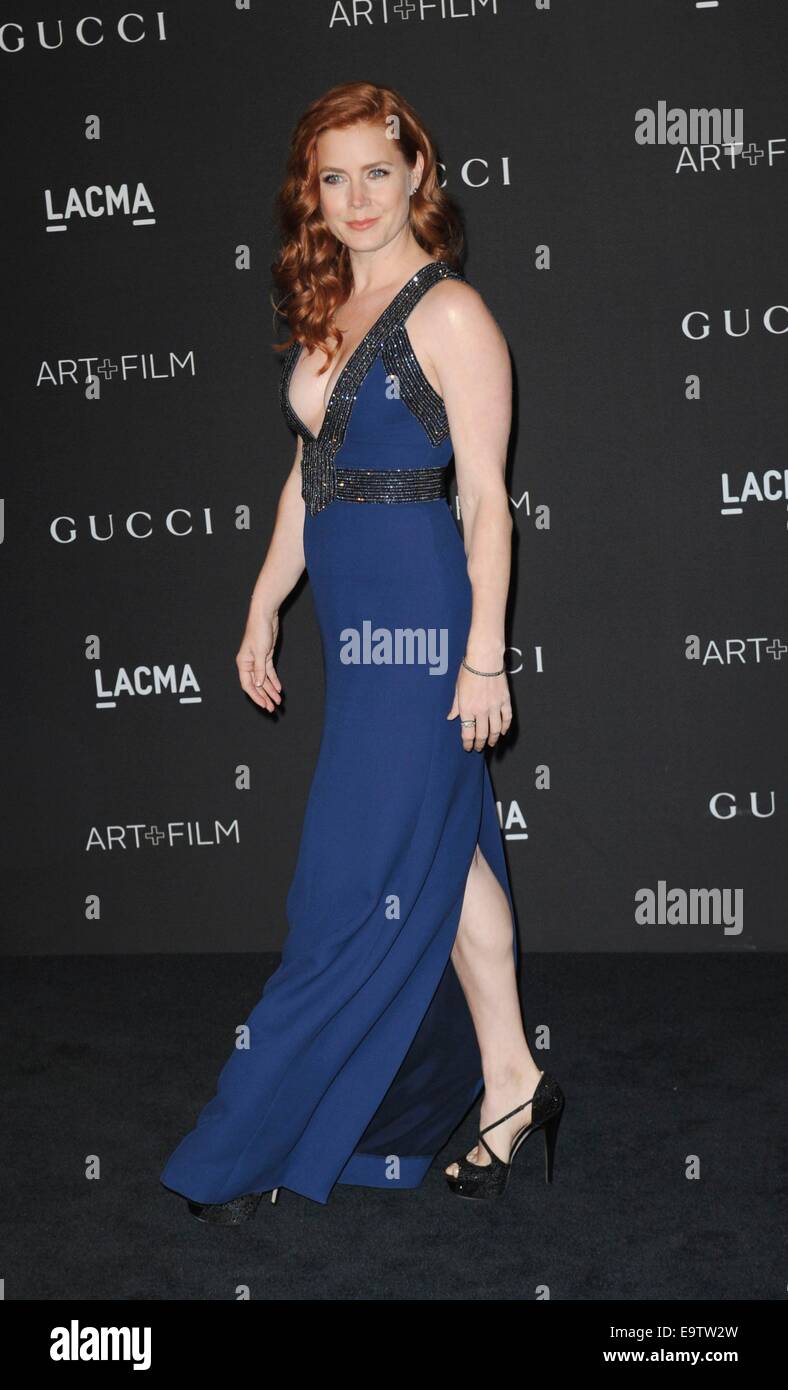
541, 1105, 563, 1183
186, 1187, 281, 1224
445, 1070, 565, 1200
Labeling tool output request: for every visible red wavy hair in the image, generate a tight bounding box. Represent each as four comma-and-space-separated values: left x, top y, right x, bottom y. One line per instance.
271, 81, 465, 369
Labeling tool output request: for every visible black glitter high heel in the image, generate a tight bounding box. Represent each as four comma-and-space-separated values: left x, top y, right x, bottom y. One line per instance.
445, 1071, 565, 1200
186, 1186, 281, 1224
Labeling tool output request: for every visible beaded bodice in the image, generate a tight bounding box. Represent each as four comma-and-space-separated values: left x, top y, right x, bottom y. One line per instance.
279, 260, 464, 515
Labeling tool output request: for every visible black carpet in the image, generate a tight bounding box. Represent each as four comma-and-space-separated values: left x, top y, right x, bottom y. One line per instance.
3, 953, 785, 1301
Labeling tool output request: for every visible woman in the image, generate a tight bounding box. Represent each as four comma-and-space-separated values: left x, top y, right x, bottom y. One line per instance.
159, 81, 564, 1222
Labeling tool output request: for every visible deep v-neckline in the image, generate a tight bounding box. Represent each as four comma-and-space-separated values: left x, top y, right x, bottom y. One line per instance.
286, 261, 443, 443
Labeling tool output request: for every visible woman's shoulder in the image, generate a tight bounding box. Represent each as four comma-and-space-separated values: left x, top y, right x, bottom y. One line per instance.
413, 264, 500, 340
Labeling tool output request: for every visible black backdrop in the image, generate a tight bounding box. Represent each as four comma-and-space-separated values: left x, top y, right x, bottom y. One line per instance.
3, 0, 785, 954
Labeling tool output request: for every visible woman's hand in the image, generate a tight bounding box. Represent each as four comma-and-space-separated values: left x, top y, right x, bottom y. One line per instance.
236, 610, 282, 713
446, 661, 512, 751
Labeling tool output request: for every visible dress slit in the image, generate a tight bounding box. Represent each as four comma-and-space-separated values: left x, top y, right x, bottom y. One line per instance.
334, 763, 519, 1193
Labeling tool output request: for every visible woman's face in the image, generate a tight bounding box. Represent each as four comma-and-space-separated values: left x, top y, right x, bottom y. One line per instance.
315, 120, 423, 253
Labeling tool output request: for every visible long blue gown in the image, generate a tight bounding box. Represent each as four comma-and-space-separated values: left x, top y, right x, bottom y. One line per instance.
159, 259, 519, 1205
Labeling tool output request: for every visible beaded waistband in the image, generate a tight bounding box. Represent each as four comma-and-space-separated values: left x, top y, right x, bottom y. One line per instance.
334, 464, 448, 504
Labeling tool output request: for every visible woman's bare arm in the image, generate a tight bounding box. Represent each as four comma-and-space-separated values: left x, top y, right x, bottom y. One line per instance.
414, 279, 514, 751
236, 436, 305, 712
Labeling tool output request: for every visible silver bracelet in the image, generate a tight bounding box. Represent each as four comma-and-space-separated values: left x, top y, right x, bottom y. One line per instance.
462, 656, 505, 677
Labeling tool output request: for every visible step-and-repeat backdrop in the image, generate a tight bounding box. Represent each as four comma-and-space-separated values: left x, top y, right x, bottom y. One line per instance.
3, 0, 784, 953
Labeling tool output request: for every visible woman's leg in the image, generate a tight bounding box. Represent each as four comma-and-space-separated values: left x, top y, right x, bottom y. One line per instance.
445, 844, 543, 1176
